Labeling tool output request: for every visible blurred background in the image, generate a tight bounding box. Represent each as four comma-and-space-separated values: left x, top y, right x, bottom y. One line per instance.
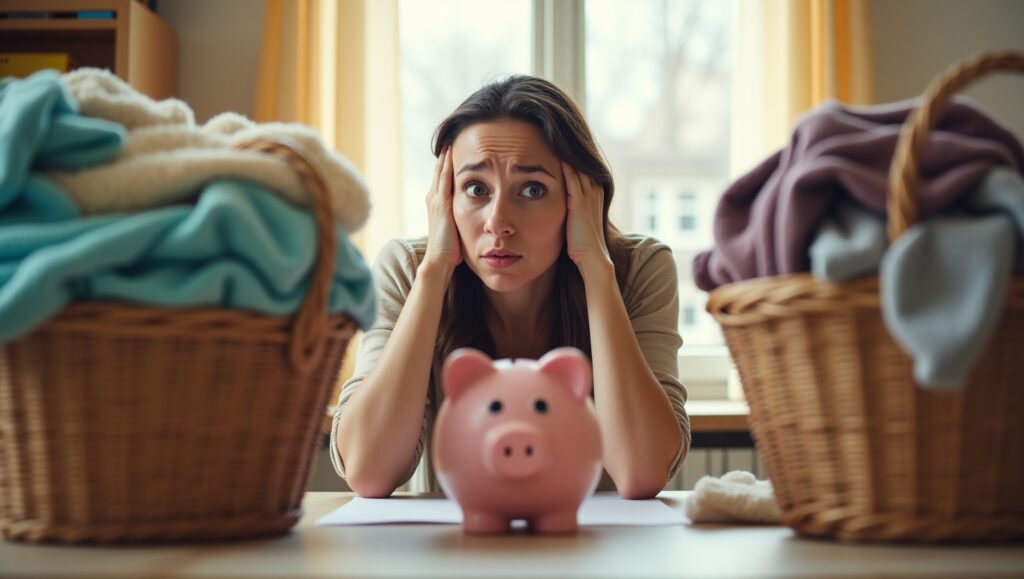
93, 0, 1024, 489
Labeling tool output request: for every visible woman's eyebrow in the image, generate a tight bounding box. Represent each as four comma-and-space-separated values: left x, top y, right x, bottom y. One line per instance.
511, 164, 556, 179
456, 160, 556, 179
457, 160, 490, 175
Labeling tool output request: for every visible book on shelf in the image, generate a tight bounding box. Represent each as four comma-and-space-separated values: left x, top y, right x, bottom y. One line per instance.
0, 53, 74, 78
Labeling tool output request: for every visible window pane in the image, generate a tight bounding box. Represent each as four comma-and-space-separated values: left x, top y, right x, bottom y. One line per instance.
585, 0, 733, 347
398, 0, 533, 239
678, 192, 697, 231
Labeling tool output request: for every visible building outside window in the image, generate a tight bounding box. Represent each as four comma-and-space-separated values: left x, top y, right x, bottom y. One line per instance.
645, 191, 659, 233
678, 192, 697, 232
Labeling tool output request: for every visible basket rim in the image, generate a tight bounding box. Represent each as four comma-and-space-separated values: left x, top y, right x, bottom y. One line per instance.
706, 273, 1024, 326
234, 136, 340, 371
33, 301, 360, 343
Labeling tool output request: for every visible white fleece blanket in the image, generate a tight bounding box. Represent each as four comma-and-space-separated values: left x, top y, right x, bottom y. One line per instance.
43, 68, 370, 233
684, 470, 780, 524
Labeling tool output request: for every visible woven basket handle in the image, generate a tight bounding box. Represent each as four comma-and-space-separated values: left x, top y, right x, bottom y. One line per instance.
887, 50, 1024, 242
234, 136, 337, 373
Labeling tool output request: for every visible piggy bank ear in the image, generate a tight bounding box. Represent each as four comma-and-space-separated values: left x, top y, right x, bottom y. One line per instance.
538, 347, 592, 401
442, 348, 496, 401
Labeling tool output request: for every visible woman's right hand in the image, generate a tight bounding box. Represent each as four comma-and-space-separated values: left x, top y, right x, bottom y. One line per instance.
422, 146, 462, 276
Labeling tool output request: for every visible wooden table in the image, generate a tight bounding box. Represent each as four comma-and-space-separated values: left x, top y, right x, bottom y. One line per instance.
3, 492, 1022, 578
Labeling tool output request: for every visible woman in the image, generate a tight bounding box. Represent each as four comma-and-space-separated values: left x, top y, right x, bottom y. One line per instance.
331, 75, 690, 499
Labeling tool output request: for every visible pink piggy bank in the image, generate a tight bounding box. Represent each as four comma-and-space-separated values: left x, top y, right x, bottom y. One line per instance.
432, 347, 602, 534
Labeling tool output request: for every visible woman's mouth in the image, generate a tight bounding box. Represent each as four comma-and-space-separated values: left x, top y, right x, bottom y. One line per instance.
482, 252, 522, 268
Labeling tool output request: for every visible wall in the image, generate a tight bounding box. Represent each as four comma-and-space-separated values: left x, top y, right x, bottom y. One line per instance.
155, 0, 1024, 159
871, 0, 1024, 136
156, 0, 265, 123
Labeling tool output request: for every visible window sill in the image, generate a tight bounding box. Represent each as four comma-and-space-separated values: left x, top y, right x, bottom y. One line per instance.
686, 399, 749, 433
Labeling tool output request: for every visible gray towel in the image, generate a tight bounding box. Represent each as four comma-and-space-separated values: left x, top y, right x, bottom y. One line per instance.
810, 201, 886, 281
810, 168, 1024, 390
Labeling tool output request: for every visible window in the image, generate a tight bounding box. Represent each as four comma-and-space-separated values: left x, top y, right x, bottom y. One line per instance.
397, 0, 734, 388
398, 0, 533, 239
586, 0, 732, 353
585, 0, 732, 388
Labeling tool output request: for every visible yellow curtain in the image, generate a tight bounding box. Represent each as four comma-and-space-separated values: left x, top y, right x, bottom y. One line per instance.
255, 0, 403, 425
731, 0, 874, 176
256, 0, 362, 161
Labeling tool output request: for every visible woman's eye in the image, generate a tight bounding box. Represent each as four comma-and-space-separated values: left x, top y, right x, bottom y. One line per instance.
522, 183, 547, 199
464, 182, 488, 198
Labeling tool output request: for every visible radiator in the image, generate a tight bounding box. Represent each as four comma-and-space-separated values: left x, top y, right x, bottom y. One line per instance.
666, 448, 766, 490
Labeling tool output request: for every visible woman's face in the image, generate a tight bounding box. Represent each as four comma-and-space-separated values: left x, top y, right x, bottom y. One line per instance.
451, 119, 567, 293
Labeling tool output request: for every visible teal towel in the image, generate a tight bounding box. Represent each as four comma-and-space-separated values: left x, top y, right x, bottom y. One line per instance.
0, 181, 377, 343
0, 71, 377, 343
0, 71, 125, 205
0, 71, 125, 225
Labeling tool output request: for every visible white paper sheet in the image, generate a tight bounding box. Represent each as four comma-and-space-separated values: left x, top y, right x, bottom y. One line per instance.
315, 495, 689, 527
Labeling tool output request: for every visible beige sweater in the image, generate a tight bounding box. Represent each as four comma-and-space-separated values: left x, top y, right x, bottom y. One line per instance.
330, 235, 691, 493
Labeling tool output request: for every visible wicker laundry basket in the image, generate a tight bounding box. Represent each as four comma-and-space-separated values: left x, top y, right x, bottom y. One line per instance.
0, 137, 359, 543
707, 51, 1024, 543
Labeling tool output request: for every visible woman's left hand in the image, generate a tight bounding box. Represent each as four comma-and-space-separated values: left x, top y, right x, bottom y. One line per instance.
563, 162, 612, 274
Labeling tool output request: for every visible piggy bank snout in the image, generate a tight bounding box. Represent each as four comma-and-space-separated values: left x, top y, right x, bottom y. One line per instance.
482, 422, 547, 480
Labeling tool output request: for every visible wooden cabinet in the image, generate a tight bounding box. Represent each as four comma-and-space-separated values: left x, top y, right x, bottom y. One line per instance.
0, 0, 175, 99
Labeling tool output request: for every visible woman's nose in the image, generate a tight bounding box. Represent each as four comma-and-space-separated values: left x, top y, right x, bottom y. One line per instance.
484, 196, 515, 237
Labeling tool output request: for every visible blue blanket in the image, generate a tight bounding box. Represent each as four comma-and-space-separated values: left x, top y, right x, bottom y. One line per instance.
0, 71, 376, 344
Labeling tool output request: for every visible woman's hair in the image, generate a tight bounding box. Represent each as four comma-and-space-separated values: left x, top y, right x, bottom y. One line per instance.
431, 75, 631, 367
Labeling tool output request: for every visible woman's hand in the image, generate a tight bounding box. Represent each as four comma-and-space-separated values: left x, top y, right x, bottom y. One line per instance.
423, 146, 462, 276
563, 162, 612, 276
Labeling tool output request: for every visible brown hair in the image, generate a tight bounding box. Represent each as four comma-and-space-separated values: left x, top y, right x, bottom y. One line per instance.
431, 75, 630, 366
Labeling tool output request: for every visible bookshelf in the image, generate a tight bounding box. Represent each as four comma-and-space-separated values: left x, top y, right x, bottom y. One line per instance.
0, 0, 175, 99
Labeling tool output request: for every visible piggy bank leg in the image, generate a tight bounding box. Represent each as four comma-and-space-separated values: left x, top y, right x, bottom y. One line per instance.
530, 510, 578, 534
463, 511, 509, 534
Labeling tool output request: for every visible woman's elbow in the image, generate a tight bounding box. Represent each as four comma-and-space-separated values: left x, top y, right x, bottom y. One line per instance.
338, 445, 399, 498
344, 465, 399, 498
617, 480, 665, 500
615, 467, 670, 500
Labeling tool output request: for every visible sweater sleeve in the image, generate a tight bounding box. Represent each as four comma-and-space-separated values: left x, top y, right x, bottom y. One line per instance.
329, 238, 432, 487
623, 240, 691, 479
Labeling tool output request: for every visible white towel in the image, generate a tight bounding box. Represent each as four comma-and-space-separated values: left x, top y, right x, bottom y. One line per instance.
43, 68, 371, 233
684, 470, 780, 524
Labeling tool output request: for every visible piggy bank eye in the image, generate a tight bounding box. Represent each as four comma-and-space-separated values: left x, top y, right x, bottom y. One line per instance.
488, 400, 503, 414
533, 399, 548, 414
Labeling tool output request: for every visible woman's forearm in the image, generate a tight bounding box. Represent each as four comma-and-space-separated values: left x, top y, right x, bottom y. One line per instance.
335, 262, 452, 497
581, 259, 682, 499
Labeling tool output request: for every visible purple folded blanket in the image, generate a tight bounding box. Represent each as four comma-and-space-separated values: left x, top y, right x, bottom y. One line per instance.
692, 98, 1024, 291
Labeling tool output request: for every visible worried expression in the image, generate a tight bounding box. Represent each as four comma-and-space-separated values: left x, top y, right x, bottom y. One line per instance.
451, 120, 568, 293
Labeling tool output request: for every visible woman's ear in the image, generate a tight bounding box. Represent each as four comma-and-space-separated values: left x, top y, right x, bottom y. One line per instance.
442, 348, 496, 401
538, 347, 592, 402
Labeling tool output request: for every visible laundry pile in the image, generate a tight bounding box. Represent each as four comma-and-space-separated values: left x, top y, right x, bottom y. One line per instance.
0, 68, 377, 344
693, 98, 1024, 390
